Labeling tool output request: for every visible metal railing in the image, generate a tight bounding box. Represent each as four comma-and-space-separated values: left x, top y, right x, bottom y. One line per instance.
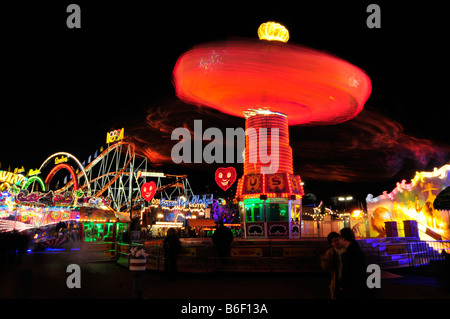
406, 240, 450, 269
357, 238, 450, 270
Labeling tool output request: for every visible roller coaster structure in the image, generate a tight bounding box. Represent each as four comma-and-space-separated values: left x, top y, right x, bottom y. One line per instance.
37, 140, 193, 215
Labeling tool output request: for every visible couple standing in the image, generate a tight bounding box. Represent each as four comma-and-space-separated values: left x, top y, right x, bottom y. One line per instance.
321, 228, 372, 299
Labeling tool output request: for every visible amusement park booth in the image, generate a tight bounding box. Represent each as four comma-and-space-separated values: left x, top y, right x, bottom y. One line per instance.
236, 173, 304, 239
79, 206, 130, 260
366, 164, 450, 241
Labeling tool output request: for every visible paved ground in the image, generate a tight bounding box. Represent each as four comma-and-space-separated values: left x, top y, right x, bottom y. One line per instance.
1, 250, 449, 301
1, 251, 448, 318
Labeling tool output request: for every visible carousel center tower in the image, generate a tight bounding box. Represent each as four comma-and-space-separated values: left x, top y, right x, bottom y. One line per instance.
236, 107, 304, 239
173, 21, 371, 239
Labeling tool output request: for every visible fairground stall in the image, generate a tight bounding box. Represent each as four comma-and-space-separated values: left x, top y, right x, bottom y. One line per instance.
363, 165, 450, 268
0, 144, 134, 258
0, 170, 131, 257
0, 168, 81, 250
366, 164, 450, 241
235, 172, 304, 239
78, 206, 130, 260
144, 194, 215, 237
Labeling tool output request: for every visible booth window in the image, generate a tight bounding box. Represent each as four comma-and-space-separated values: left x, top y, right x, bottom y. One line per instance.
83, 222, 116, 242
291, 204, 301, 222
245, 202, 263, 222
266, 201, 289, 222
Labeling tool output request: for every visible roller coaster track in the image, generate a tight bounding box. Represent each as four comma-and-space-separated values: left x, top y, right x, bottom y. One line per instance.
92, 153, 134, 199
58, 141, 135, 196
155, 175, 187, 196
118, 174, 187, 211
54, 140, 192, 213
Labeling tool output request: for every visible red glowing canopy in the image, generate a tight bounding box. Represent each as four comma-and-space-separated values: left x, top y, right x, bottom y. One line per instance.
173, 39, 372, 125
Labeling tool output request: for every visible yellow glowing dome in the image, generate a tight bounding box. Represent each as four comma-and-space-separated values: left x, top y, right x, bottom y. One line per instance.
257, 21, 289, 43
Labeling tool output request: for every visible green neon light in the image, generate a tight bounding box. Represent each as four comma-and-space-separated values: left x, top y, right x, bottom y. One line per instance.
23, 176, 46, 191
243, 198, 263, 204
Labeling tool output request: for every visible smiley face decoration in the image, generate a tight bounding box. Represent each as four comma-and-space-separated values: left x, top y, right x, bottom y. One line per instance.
215, 167, 237, 191
141, 181, 157, 202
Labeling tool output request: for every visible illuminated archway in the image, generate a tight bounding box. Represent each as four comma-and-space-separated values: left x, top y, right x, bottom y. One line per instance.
45, 163, 78, 190
39, 152, 91, 195
23, 176, 47, 192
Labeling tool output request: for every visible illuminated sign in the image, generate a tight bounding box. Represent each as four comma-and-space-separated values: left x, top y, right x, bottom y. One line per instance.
106, 128, 124, 144
237, 173, 304, 200
136, 171, 165, 178
153, 221, 183, 228
267, 173, 287, 193
215, 167, 236, 191
16, 191, 73, 205
244, 174, 262, 194
0, 189, 110, 207
154, 194, 214, 208
27, 169, 41, 176
0, 170, 27, 187
141, 181, 156, 202
14, 166, 25, 174
55, 156, 68, 164
289, 175, 303, 195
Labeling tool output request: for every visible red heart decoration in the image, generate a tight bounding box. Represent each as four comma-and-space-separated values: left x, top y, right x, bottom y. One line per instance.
215, 167, 237, 191
141, 181, 156, 202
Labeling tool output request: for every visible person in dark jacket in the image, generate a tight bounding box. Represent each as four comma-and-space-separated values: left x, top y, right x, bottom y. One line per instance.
338, 227, 371, 299
321, 232, 344, 299
212, 221, 233, 263
163, 228, 181, 276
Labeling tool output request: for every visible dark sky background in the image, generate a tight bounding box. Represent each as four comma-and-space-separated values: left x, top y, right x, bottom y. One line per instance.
2, 1, 449, 208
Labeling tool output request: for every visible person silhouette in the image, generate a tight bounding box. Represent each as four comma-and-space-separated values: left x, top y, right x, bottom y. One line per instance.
338, 227, 371, 299
163, 228, 181, 277
212, 221, 233, 263
321, 232, 344, 299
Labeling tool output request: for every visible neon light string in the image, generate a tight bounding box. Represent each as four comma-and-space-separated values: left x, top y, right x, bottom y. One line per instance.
23, 176, 46, 192
39, 152, 91, 195
45, 163, 78, 190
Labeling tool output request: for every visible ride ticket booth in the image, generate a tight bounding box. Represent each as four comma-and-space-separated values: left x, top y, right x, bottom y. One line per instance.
236, 173, 304, 239
79, 206, 130, 260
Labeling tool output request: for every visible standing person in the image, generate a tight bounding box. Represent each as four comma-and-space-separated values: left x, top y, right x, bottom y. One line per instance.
163, 228, 181, 277
212, 221, 234, 263
321, 231, 344, 299
338, 227, 371, 299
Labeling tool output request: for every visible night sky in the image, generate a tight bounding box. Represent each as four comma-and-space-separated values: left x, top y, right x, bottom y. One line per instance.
2, 2, 449, 208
